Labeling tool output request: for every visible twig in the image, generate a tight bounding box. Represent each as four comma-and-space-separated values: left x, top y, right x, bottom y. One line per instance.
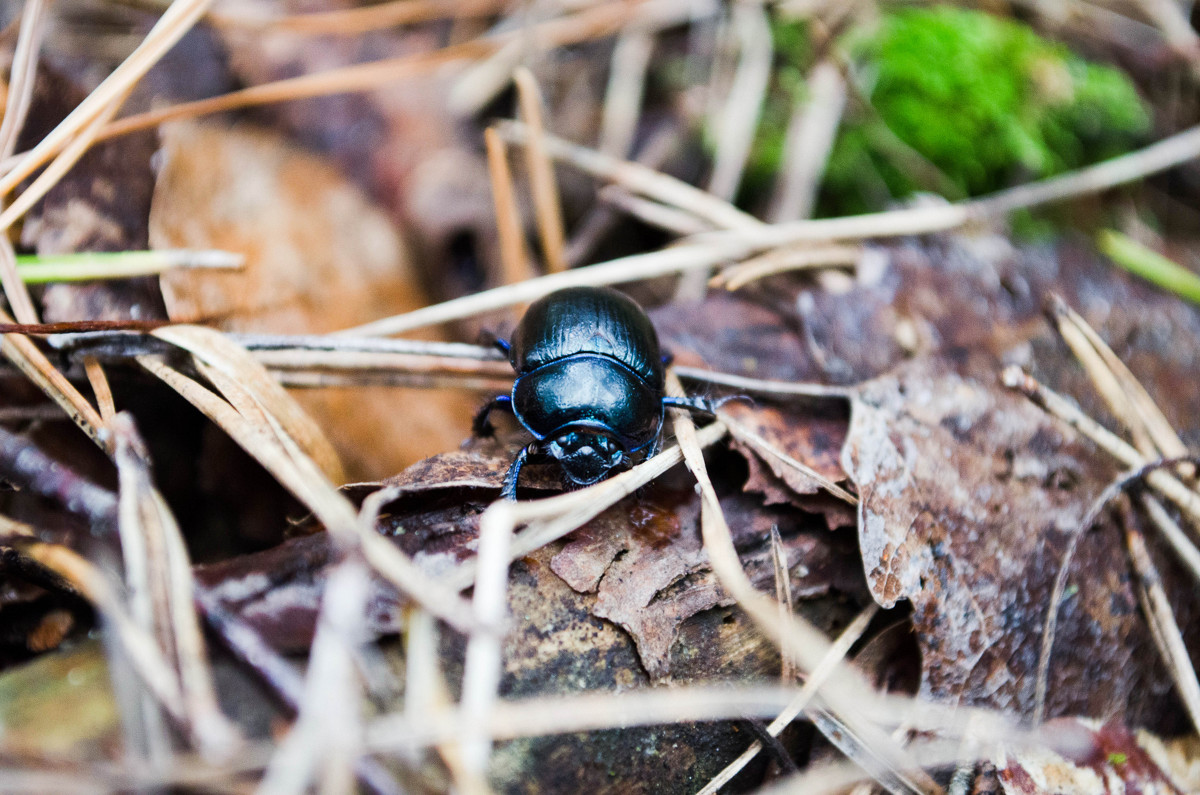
0, 424, 117, 526
514, 68, 567, 274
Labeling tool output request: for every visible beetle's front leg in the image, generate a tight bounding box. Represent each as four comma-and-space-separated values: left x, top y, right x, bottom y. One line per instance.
662, 395, 717, 417
499, 443, 533, 501
473, 395, 514, 437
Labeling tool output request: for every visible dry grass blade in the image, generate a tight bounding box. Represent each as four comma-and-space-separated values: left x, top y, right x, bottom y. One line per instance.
706, 0, 772, 202
1049, 296, 1190, 468
769, 60, 847, 223
210, 0, 508, 34
514, 68, 568, 274
337, 237, 755, 337
1003, 367, 1200, 525
485, 127, 534, 287
2, 317, 106, 446
0, 0, 214, 195
1124, 518, 1200, 735
16, 541, 189, 730
712, 243, 861, 291
459, 501, 517, 777
1138, 494, 1200, 585
91, 41, 491, 145
138, 356, 476, 633
111, 414, 240, 759
366, 677, 1045, 756
674, 366, 852, 400
965, 123, 1200, 217
1032, 455, 1200, 723
498, 119, 763, 232
260, 559, 374, 795
600, 28, 655, 159
403, 610, 489, 795
598, 186, 715, 235
665, 372, 939, 795
336, 200, 977, 338
153, 325, 345, 483
697, 603, 880, 795
0, 0, 50, 324
83, 358, 117, 422
721, 413, 858, 504
0, 89, 128, 233
770, 525, 796, 682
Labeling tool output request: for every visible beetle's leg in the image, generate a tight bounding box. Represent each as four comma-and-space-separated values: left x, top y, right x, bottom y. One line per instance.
473, 395, 514, 437
499, 444, 532, 501
475, 330, 512, 356
662, 395, 717, 416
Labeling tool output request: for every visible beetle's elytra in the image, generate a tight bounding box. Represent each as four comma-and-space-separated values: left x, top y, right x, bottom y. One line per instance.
475, 286, 713, 500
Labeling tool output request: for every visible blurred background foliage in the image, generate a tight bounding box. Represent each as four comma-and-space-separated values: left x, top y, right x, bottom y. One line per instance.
745, 6, 1151, 216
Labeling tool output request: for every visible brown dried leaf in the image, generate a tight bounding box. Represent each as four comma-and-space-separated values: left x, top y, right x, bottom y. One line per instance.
551, 486, 864, 680
833, 235, 1200, 728
148, 121, 476, 479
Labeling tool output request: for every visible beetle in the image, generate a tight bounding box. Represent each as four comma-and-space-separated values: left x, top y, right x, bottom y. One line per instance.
474, 286, 714, 500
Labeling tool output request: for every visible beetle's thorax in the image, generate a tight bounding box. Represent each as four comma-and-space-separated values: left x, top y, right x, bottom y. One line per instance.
510, 353, 663, 449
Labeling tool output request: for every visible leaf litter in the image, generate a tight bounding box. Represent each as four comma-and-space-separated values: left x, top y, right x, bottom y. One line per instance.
1, 2, 1200, 793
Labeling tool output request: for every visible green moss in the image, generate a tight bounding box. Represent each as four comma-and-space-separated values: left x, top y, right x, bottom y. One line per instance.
747, 7, 1150, 215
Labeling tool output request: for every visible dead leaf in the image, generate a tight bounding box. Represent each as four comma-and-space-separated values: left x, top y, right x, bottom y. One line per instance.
833, 234, 1200, 728
148, 121, 476, 480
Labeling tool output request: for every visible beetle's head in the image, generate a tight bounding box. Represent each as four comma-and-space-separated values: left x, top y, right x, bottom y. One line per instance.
544, 429, 626, 486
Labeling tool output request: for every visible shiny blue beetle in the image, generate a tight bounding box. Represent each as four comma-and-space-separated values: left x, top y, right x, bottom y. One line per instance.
476, 286, 711, 499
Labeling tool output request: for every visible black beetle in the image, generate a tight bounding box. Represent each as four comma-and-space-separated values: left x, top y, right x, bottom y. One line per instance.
475, 286, 713, 499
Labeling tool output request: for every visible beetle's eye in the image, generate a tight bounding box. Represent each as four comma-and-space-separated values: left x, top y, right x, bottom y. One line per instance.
547, 431, 624, 486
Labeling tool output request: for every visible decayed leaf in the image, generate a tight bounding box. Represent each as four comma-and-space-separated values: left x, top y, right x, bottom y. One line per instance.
148, 121, 477, 480
550, 483, 864, 680
995, 719, 1198, 794
828, 235, 1200, 727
